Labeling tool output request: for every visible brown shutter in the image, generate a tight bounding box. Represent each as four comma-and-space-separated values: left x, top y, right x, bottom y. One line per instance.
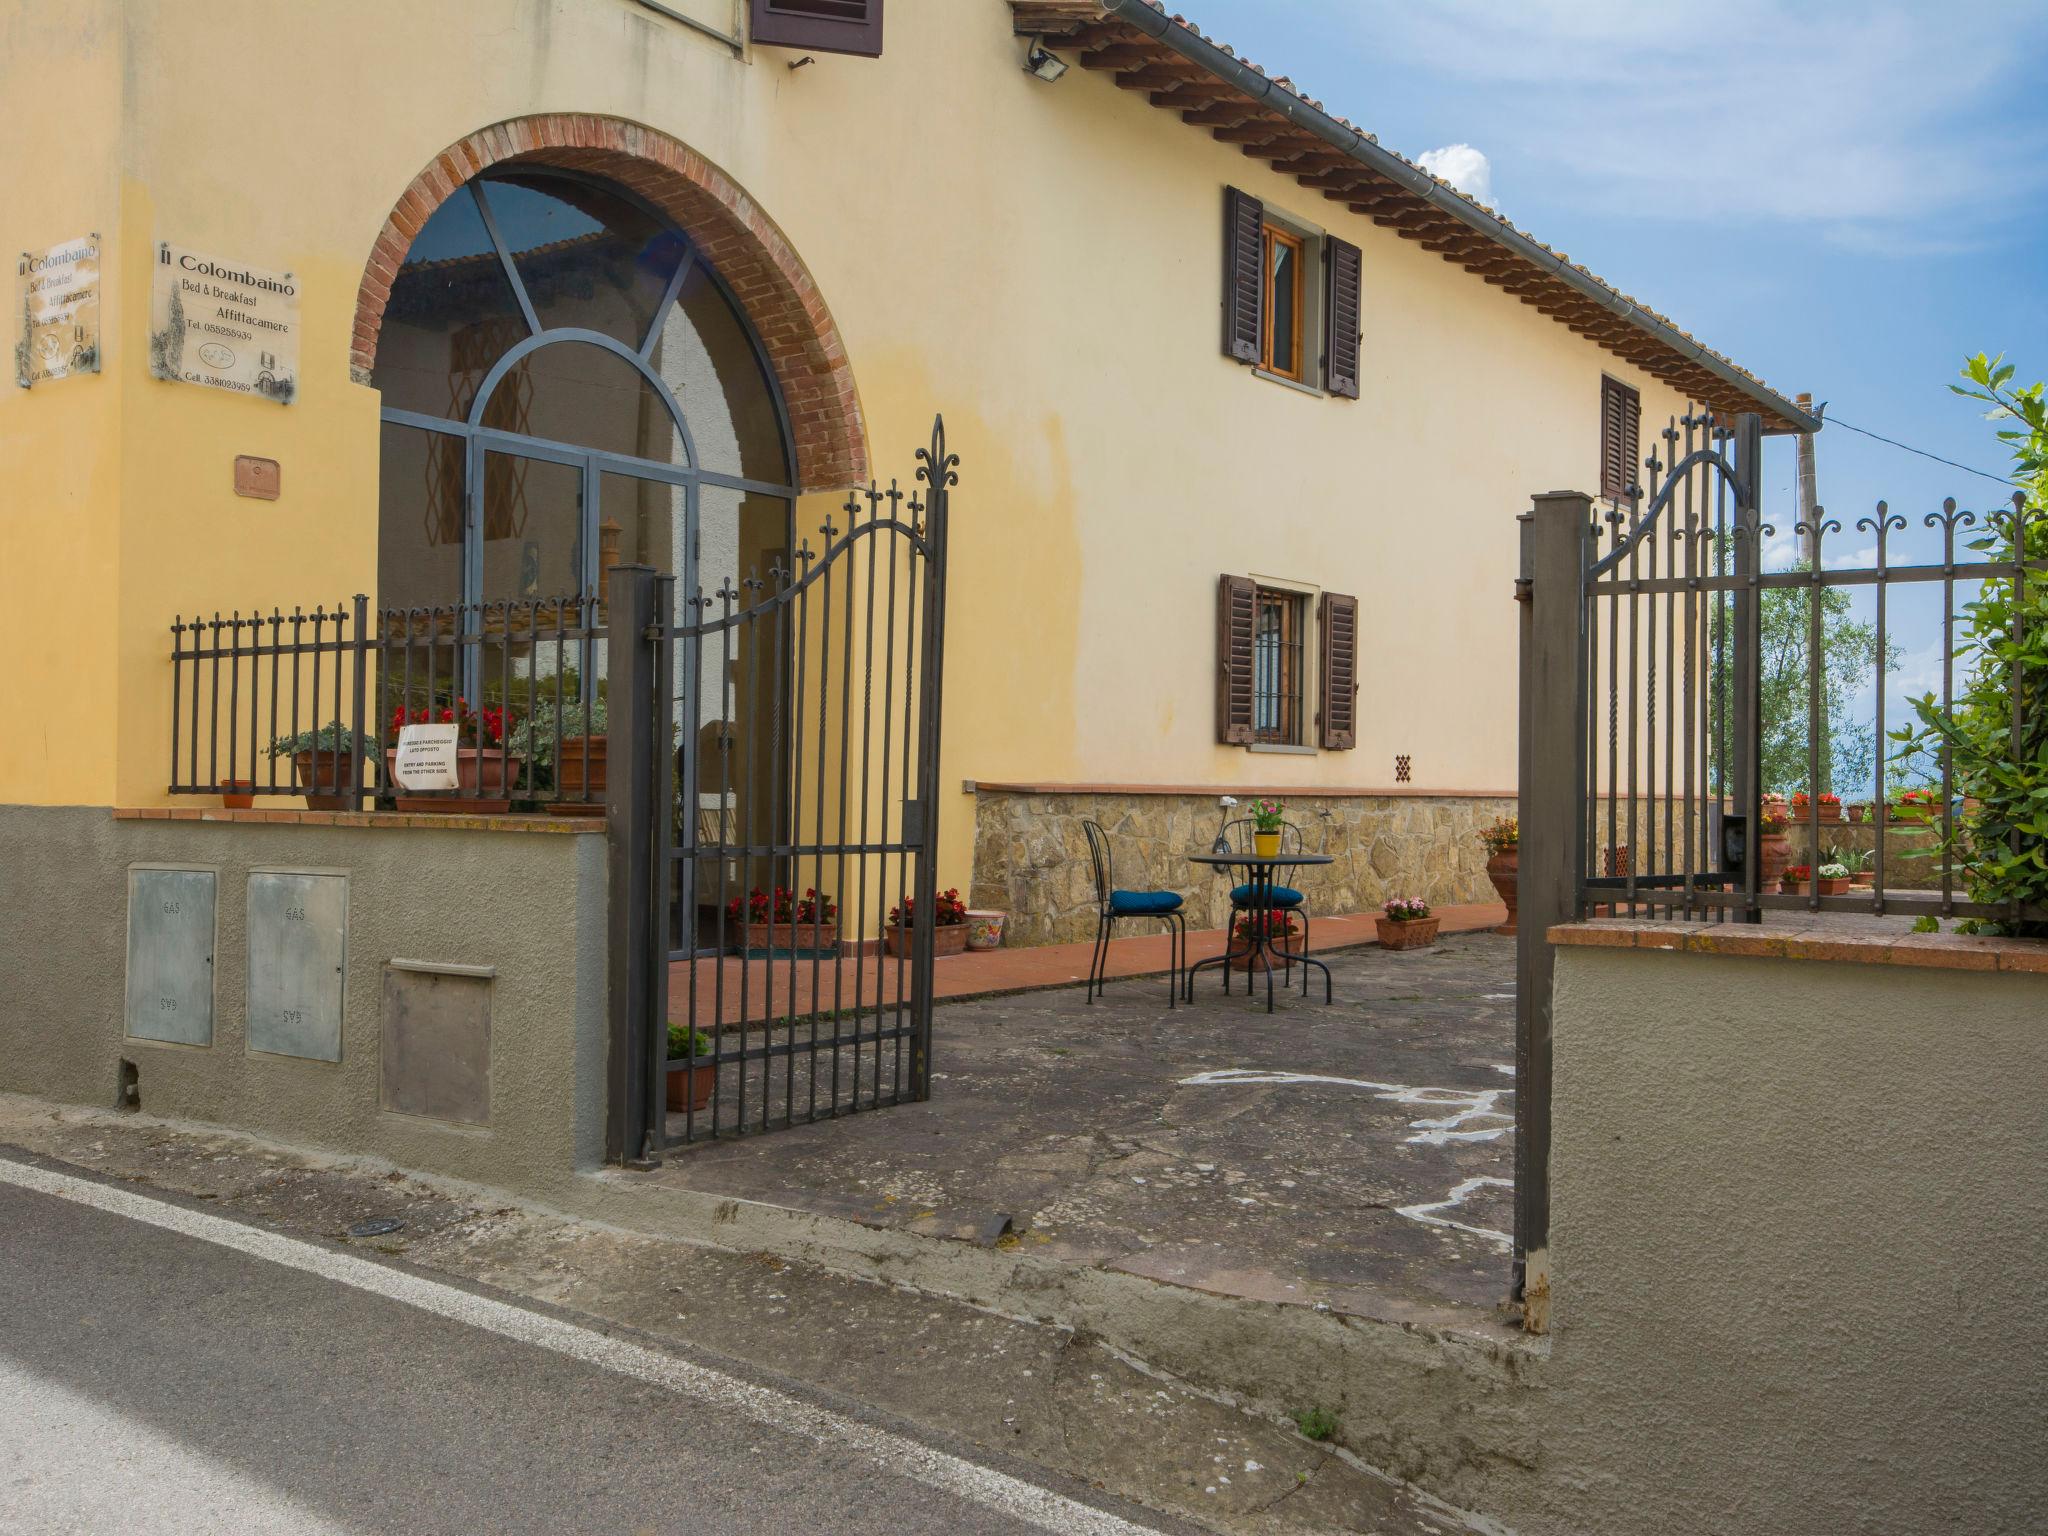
1600, 376, 1641, 501
1222, 188, 1264, 364
1323, 237, 1362, 399
750, 0, 883, 58
1216, 575, 1256, 745
1318, 592, 1358, 750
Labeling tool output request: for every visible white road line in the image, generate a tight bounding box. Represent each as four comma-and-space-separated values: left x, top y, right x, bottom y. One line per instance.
1, 1361, 353, 1536
1394, 1177, 1515, 1250
0, 1158, 1171, 1536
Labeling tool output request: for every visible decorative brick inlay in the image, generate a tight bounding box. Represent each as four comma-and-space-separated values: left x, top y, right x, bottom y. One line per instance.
352, 115, 867, 490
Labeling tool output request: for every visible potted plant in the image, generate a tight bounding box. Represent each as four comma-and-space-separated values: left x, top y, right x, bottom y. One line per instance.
726, 886, 838, 956
1375, 896, 1439, 950
1478, 815, 1518, 935
1814, 862, 1852, 897
1780, 863, 1811, 896
1886, 788, 1939, 825
507, 696, 607, 805
1790, 791, 1843, 824
884, 888, 968, 958
666, 1024, 715, 1114
1248, 798, 1286, 861
1846, 801, 1871, 825
270, 722, 377, 810
220, 779, 254, 810
1850, 849, 1877, 889
1757, 796, 1791, 887
1230, 908, 1299, 971
385, 698, 524, 805
964, 910, 1008, 951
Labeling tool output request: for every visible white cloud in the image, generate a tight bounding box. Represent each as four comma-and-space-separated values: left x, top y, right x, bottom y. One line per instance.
1336, 0, 2048, 249
1416, 143, 1495, 209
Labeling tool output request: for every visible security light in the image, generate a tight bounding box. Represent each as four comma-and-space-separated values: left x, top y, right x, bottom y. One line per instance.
1023, 39, 1069, 82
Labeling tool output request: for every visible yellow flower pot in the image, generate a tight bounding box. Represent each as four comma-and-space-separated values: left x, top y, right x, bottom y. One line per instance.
1253, 829, 1281, 860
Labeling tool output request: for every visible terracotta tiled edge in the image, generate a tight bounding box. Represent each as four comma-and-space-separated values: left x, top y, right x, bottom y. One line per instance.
112, 808, 600, 835
1549, 921, 2047, 976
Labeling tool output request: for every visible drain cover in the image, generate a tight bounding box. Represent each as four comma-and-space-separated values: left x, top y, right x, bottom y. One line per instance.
348, 1217, 405, 1239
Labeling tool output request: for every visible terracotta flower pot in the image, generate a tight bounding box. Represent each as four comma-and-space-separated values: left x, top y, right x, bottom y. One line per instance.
1815, 876, 1851, 896
1231, 931, 1299, 971
1846, 804, 1870, 825
1485, 850, 1519, 935
1757, 831, 1791, 888
221, 779, 254, 811
1851, 870, 1875, 889
383, 746, 527, 805
736, 919, 838, 955
665, 1060, 716, 1114
292, 751, 355, 811
963, 911, 1007, 951
884, 923, 967, 959
555, 734, 607, 801
1375, 916, 1439, 951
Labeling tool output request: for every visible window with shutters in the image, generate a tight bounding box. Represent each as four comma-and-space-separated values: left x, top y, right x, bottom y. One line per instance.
1217, 576, 1358, 753
749, 0, 883, 58
1222, 189, 1362, 399
1600, 376, 1642, 502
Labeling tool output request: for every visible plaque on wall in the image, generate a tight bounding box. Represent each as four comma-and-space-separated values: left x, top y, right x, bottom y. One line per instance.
16, 235, 100, 388
246, 871, 347, 1061
150, 242, 298, 403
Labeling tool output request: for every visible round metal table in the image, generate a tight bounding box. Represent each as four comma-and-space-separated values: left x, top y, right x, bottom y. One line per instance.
1186, 851, 1334, 1012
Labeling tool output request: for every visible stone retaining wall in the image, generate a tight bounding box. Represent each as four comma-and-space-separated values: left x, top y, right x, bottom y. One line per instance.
969, 790, 1514, 947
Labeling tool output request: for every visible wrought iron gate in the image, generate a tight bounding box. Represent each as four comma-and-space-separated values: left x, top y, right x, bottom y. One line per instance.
607, 419, 956, 1162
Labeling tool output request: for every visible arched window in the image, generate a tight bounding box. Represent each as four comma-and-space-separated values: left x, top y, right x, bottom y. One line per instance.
374, 169, 797, 620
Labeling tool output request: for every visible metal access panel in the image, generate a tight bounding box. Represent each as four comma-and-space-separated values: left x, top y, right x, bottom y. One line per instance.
246, 872, 348, 1062
125, 868, 217, 1046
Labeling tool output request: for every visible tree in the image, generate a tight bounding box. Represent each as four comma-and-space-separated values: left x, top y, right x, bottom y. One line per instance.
1708, 553, 1895, 798
1891, 354, 2048, 936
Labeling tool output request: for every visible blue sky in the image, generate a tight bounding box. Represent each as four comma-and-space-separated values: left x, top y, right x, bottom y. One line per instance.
1189, 0, 2045, 528
1187, 0, 2046, 772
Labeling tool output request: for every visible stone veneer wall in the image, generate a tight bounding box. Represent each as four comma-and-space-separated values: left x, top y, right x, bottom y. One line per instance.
969, 790, 1514, 947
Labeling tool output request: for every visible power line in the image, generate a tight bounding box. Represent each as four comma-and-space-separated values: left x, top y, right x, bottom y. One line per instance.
1822, 414, 2019, 488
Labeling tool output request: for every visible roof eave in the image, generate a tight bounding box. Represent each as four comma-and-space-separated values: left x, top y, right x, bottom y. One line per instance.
1049, 0, 1819, 436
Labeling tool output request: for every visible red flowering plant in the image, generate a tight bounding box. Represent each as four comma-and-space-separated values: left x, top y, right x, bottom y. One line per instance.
1782, 864, 1812, 882
387, 697, 509, 747
1790, 792, 1841, 813
888, 888, 967, 928
726, 887, 837, 926
1232, 909, 1298, 944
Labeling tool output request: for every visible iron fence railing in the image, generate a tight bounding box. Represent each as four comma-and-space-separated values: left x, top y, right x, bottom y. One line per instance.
168, 596, 609, 811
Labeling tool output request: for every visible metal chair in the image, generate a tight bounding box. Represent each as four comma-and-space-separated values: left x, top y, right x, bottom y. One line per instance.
1081, 820, 1186, 1008
1219, 817, 1315, 995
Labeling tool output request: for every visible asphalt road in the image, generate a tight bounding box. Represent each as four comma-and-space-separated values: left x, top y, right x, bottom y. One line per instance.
0, 1160, 1181, 1536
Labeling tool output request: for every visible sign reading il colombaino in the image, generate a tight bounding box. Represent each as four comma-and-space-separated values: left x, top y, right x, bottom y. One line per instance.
150, 242, 298, 403
16, 235, 100, 389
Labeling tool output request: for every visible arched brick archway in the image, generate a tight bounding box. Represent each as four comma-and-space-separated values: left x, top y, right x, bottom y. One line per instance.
352, 114, 867, 490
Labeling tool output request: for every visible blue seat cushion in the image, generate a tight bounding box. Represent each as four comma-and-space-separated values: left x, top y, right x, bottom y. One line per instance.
1230, 883, 1305, 907
1109, 889, 1184, 916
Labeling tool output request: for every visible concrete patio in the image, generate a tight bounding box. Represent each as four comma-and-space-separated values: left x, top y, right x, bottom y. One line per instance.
649, 930, 1520, 1331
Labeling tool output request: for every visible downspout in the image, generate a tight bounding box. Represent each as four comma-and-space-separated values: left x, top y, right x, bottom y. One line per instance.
1097, 0, 1820, 434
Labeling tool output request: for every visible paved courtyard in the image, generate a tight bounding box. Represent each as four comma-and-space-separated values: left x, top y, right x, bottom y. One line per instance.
653, 931, 1519, 1329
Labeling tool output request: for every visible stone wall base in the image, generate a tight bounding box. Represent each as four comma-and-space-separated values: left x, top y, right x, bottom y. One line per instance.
969, 790, 1514, 947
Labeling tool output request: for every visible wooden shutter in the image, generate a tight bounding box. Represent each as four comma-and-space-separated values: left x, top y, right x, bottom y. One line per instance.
1216, 575, 1256, 745
1222, 188, 1264, 364
749, 0, 883, 58
1323, 237, 1362, 399
1318, 592, 1358, 750
1600, 376, 1641, 501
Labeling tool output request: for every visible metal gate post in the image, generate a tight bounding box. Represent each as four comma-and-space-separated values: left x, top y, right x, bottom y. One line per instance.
1729, 414, 1765, 919
908, 418, 958, 1102
605, 564, 660, 1166
1513, 490, 1590, 1328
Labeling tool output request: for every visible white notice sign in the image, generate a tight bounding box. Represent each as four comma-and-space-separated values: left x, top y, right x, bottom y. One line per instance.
392, 724, 462, 791
17, 235, 100, 388
150, 242, 298, 402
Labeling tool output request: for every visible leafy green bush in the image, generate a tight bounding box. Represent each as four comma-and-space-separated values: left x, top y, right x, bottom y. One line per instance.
1890, 354, 2048, 937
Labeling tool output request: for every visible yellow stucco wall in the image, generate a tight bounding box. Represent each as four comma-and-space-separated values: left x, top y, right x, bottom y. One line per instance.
0, 0, 1715, 896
